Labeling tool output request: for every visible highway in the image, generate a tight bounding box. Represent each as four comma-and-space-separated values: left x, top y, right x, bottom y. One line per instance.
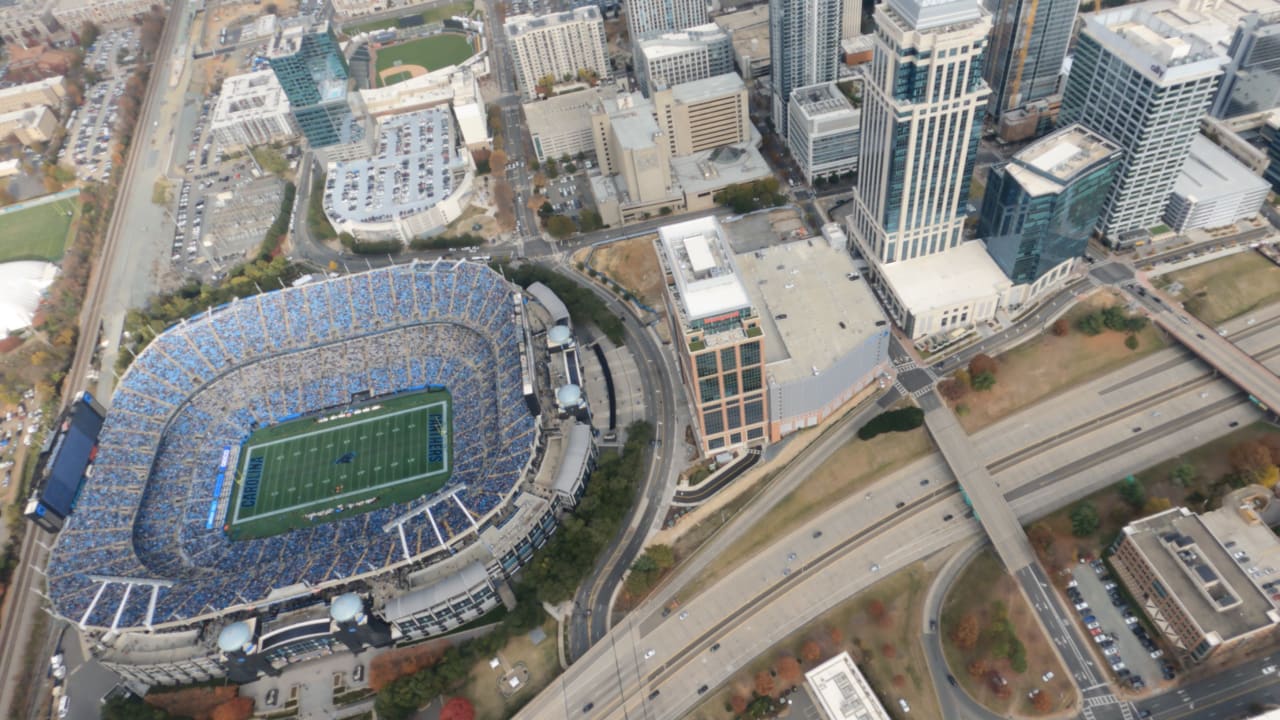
515, 311, 1280, 720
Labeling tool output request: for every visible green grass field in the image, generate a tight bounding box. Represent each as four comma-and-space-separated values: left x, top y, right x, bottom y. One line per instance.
376, 34, 475, 85
226, 390, 452, 540
0, 196, 79, 264
346, 0, 474, 35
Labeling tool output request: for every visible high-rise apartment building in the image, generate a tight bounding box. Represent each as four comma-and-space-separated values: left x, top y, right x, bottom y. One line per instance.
655, 216, 768, 454
1212, 11, 1280, 118
769, 0, 843, 136
1059, 7, 1224, 248
847, 0, 991, 267
978, 124, 1120, 285
982, 0, 1076, 119
505, 7, 611, 100
786, 82, 860, 183
268, 25, 367, 155
626, 0, 709, 41
635, 23, 733, 95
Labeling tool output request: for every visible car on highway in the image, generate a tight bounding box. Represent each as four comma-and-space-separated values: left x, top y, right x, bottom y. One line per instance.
582, 702, 594, 712
869, 563, 880, 572
678, 611, 688, 620
648, 690, 660, 700
697, 684, 708, 694
643, 649, 656, 659
1263, 665, 1277, 675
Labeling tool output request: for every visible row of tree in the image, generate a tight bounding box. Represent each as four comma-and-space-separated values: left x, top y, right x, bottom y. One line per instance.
712, 178, 787, 214
497, 262, 626, 344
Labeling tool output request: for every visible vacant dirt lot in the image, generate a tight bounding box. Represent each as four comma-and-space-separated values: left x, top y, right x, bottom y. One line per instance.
589, 235, 664, 307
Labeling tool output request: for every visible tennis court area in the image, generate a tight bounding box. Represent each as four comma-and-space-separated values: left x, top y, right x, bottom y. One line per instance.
226, 389, 452, 540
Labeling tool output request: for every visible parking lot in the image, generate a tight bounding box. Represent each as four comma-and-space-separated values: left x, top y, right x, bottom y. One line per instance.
58, 27, 142, 183
1068, 560, 1171, 694
535, 165, 596, 223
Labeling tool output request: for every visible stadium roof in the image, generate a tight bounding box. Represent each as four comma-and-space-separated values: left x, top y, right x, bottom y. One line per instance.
553, 423, 593, 497
383, 562, 490, 621
527, 281, 570, 324
34, 395, 105, 519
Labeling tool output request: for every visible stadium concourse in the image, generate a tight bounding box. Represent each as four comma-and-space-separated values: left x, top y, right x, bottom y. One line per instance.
43, 260, 600, 687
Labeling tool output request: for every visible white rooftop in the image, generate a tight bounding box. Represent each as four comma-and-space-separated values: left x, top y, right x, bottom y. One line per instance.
1083, 6, 1226, 85
1004, 124, 1122, 197
879, 240, 1012, 314
885, 0, 982, 30
657, 216, 752, 323
1172, 133, 1269, 202
667, 72, 745, 104
804, 651, 892, 720
735, 237, 888, 385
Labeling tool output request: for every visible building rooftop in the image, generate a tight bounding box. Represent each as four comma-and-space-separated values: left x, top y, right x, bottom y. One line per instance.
885, 0, 982, 31
322, 106, 464, 224
668, 72, 746, 104
505, 5, 600, 36
383, 562, 490, 621
637, 23, 728, 61
1004, 124, 1122, 197
714, 5, 770, 64
1083, 6, 1226, 83
735, 236, 888, 385
604, 93, 663, 151
671, 140, 773, 197
523, 89, 601, 139
1125, 506, 1280, 643
211, 71, 290, 127
1172, 133, 1269, 202
804, 651, 893, 720
657, 216, 752, 324
1124, 0, 1280, 56
879, 240, 1012, 313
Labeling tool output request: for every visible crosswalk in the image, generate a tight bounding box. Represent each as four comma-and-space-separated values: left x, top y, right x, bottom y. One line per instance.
1080, 691, 1136, 720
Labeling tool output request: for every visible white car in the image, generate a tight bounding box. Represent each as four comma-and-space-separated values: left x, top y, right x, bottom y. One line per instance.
870, 563, 880, 573
1041, 671, 1055, 682
898, 698, 910, 713
1263, 665, 1277, 675
643, 649, 656, 660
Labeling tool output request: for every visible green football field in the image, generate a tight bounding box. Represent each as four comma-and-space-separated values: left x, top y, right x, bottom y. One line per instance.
0, 195, 79, 263
225, 389, 452, 540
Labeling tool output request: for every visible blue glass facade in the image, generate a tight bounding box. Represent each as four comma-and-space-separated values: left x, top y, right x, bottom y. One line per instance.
978, 130, 1119, 284
268, 29, 358, 149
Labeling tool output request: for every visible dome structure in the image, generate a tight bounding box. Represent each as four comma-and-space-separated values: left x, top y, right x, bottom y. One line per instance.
548, 325, 572, 346
330, 593, 364, 623
556, 384, 582, 407
217, 622, 254, 653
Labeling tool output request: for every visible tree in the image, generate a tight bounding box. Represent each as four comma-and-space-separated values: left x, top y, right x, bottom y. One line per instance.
578, 209, 603, 232
801, 640, 822, 663
1117, 477, 1146, 510
1051, 317, 1069, 336
1259, 464, 1280, 489
1077, 313, 1104, 336
1143, 496, 1173, 514
776, 655, 802, 685
1171, 462, 1197, 487
968, 659, 989, 678
753, 670, 775, 697
1230, 441, 1274, 482
865, 598, 887, 624
1070, 503, 1100, 537
881, 643, 896, 659
952, 613, 979, 650
1032, 689, 1052, 712
968, 353, 997, 378
972, 371, 997, 391
545, 215, 576, 239
78, 21, 100, 50
1125, 315, 1149, 333
730, 695, 748, 714
939, 377, 968, 402
1125, 334, 1139, 350
440, 697, 475, 720
1027, 523, 1054, 552
211, 697, 254, 720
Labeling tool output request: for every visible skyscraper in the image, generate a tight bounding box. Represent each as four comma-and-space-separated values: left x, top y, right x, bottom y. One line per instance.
267, 25, 364, 153
505, 7, 611, 101
1059, 7, 1224, 248
1211, 11, 1280, 118
846, 0, 991, 267
978, 124, 1120, 284
627, 0, 709, 42
769, 0, 843, 136
982, 0, 1076, 118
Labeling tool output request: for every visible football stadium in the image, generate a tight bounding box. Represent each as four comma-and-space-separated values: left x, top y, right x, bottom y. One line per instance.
44, 261, 599, 686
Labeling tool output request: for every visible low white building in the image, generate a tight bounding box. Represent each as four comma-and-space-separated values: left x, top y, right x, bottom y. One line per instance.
787, 82, 859, 183
1165, 133, 1269, 232
209, 71, 297, 152
804, 651, 892, 720
51, 0, 152, 28
876, 240, 1011, 341
323, 106, 474, 243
